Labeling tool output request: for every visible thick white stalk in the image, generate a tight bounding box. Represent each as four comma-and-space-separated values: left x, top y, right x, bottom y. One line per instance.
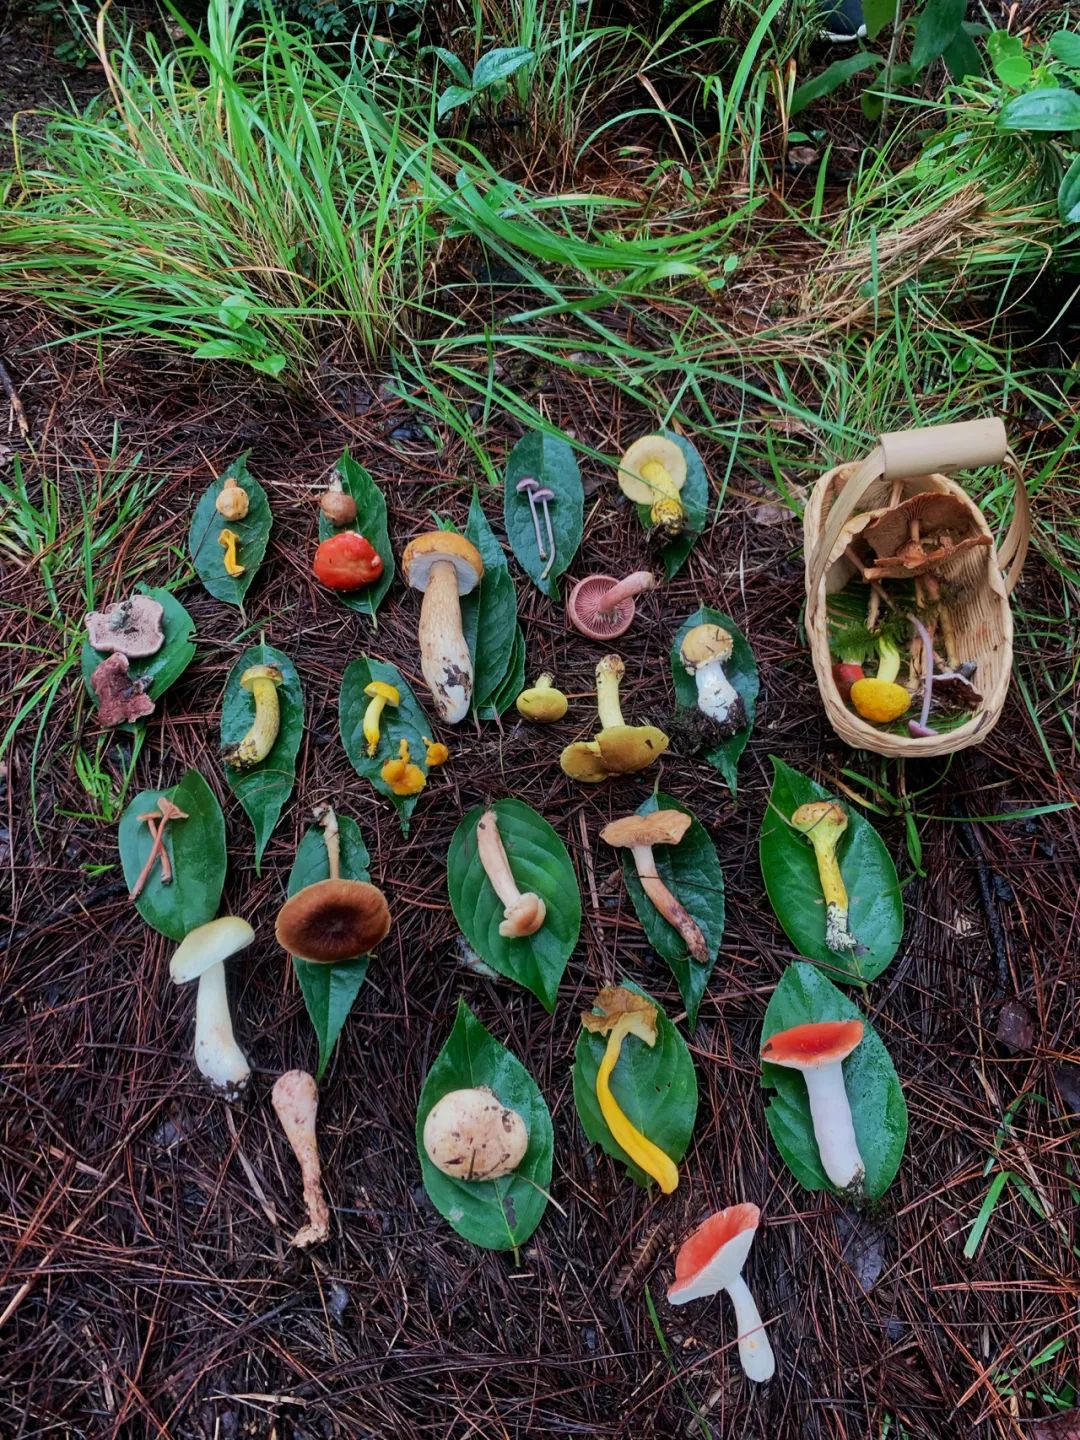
418, 560, 472, 723
723, 1274, 775, 1383
695, 660, 740, 724
803, 1062, 864, 1190
194, 961, 250, 1098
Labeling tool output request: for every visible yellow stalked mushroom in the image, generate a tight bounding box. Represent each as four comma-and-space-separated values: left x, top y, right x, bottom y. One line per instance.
222, 665, 283, 770
617, 435, 688, 542
218, 528, 245, 577
362, 680, 400, 757
381, 738, 426, 796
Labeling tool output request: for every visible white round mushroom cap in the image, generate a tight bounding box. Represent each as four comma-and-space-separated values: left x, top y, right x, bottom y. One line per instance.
170, 916, 255, 984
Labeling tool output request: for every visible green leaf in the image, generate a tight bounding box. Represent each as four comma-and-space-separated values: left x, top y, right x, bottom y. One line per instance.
187, 456, 272, 607
447, 800, 580, 1012
460, 489, 519, 713
572, 981, 698, 1188
1049, 31, 1080, 68
986, 30, 1032, 89
942, 27, 983, 81
910, 0, 966, 71
81, 585, 196, 705
438, 84, 475, 119
220, 642, 303, 873
760, 962, 908, 1199
669, 607, 758, 793
472, 46, 534, 90
1000, 87, 1080, 131
416, 998, 553, 1250
614, 793, 724, 1031
339, 656, 435, 835
317, 452, 395, 621
1059, 155, 1080, 223
791, 54, 882, 116
634, 432, 708, 580
421, 44, 471, 87
287, 816, 372, 1082
862, 0, 896, 42
503, 431, 583, 599
477, 624, 525, 719
117, 768, 226, 941
759, 758, 903, 985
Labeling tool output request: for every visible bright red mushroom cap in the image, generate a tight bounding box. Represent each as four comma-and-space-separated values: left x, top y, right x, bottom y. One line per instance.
668, 1203, 761, 1305
760, 1018, 864, 1070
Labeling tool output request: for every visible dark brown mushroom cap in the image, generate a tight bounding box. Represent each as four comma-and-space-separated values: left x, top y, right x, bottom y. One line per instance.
91, 652, 156, 725
275, 879, 391, 963
85, 595, 165, 658
860, 493, 993, 579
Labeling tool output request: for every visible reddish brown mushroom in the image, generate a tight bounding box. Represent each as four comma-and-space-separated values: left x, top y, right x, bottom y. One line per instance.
567, 571, 656, 640
91, 653, 155, 725
859, 492, 992, 580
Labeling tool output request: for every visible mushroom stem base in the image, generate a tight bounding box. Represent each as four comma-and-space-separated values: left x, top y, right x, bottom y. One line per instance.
724, 1275, 776, 1383
803, 1062, 865, 1192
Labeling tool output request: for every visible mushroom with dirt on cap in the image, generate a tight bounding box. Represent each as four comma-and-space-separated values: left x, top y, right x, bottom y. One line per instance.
760, 1018, 866, 1192
222, 664, 284, 770
85, 594, 165, 658
476, 808, 546, 938
516, 674, 568, 723
668, 1204, 776, 1383
680, 623, 746, 740
169, 916, 255, 1099
272, 1069, 331, 1248
401, 531, 484, 724
790, 801, 859, 956
423, 1086, 529, 1181
617, 436, 688, 541
601, 811, 708, 964
560, 654, 669, 783
276, 806, 392, 962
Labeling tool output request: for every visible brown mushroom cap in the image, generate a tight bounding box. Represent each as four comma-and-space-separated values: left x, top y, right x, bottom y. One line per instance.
91, 652, 156, 725
760, 1018, 864, 1070
601, 810, 692, 848
86, 595, 165, 658
401, 532, 484, 595
276, 878, 391, 963
680, 622, 734, 670
860, 492, 993, 579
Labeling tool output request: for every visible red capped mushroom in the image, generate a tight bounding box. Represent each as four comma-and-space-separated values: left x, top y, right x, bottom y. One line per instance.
668, 1203, 775, 1382
567, 571, 656, 640
91, 652, 155, 726
760, 1019, 866, 1192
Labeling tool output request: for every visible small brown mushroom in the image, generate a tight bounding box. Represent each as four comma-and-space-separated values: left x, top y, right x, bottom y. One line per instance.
85, 595, 165, 658
276, 807, 391, 962
91, 652, 155, 725
601, 811, 709, 964
272, 1069, 330, 1248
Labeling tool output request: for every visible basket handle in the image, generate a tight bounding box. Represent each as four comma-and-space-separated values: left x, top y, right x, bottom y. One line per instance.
807, 418, 1029, 603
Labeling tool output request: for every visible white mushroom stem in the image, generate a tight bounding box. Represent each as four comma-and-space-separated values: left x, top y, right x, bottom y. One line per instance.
802, 1063, 865, 1191
419, 561, 474, 724
724, 1275, 776, 1383
193, 962, 251, 1099
629, 843, 708, 964
476, 809, 546, 938
694, 658, 740, 725
272, 1070, 330, 1248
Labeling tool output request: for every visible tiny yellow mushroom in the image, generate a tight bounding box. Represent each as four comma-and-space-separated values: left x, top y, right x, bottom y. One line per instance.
222, 665, 284, 770
581, 987, 679, 1194
362, 680, 400, 757
381, 738, 426, 797
218, 528, 245, 577
422, 736, 449, 767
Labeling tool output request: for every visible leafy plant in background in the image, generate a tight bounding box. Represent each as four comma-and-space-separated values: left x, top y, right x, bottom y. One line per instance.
424, 45, 535, 120
994, 29, 1080, 227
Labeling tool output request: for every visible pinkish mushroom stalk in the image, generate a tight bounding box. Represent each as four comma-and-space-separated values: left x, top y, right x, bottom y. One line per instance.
272, 1070, 330, 1248
533, 487, 557, 579
475, 808, 546, 937
516, 477, 547, 560
595, 570, 656, 612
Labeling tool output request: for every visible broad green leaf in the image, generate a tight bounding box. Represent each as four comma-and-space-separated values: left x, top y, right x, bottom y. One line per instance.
117, 768, 226, 941
503, 431, 583, 599
760, 962, 908, 1199
472, 46, 534, 90
220, 642, 303, 873
287, 816, 372, 1082
791, 55, 882, 116
572, 981, 698, 1189
81, 585, 196, 705
187, 456, 272, 607
438, 85, 474, 119
447, 799, 580, 1011
862, 0, 896, 42
1060, 156, 1080, 223
669, 607, 758, 793
421, 45, 471, 86
910, 0, 966, 71
317, 451, 395, 621
943, 27, 983, 81
759, 757, 903, 984
460, 489, 520, 713
986, 30, 1032, 88
613, 793, 724, 1031
416, 998, 553, 1250
1000, 88, 1080, 131
339, 656, 435, 835
1049, 31, 1080, 67
477, 624, 526, 719
633, 431, 708, 580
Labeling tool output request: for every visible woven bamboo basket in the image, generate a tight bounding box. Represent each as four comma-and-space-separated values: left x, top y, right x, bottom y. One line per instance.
804, 419, 1030, 758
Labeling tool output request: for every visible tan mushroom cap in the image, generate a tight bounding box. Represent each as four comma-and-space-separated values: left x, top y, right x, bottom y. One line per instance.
595, 723, 669, 774
276, 878, 391, 963
401, 531, 484, 595
617, 435, 687, 504
680, 622, 734, 669
601, 810, 692, 849
760, 1019, 864, 1070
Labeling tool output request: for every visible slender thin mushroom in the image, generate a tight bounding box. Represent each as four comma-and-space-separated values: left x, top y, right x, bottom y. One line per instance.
601, 811, 709, 964
272, 1070, 330, 1248
129, 795, 188, 898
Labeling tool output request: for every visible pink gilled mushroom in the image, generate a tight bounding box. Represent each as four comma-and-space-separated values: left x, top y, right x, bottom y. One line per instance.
668, 1203, 775, 1383
91, 652, 156, 726
760, 1019, 866, 1192
567, 571, 657, 640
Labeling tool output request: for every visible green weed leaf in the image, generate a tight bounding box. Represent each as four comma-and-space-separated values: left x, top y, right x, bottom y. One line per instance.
416, 997, 553, 1250
339, 657, 435, 835
986, 30, 1032, 88
503, 431, 583, 599
188, 456, 272, 607
287, 816, 372, 1082
669, 607, 757, 793
1059, 156, 1080, 223
447, 799, 580, 1011
438, 85, 475, 118
118, 768, 226, 941
1049, 31, 1080, 67
472, 46, 533, 90
759, 757, 903, 984
572, 981, 698, 1189
791, 54, 882, 115
634, 432, 708, 580
760, 962, 908, 1199
999, 87, 1080, 131
460, 489, 521, 713
318, 452, 395, 621
613, 793, 724, 1032
862, 0, 896, 41
910, 0, 966, 71
81, 585, 196, 705
220, 642, 303, 872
